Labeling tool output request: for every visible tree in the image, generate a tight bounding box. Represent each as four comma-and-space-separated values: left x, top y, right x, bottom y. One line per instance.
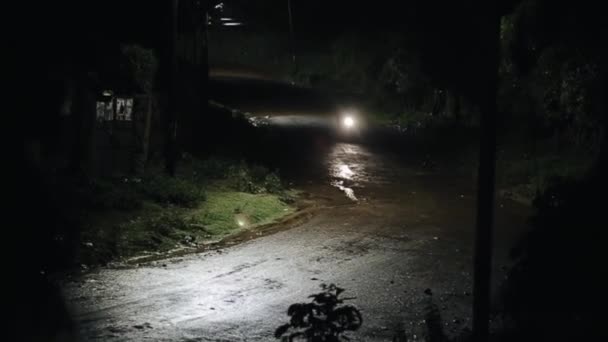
121, 45, 159, 173
165, 0, 211, 176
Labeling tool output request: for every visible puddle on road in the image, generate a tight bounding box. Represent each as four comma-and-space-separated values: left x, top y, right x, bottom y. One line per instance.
325, 142, 416, 202
328, 144, 370, 202
331, 163, 358, 202
330, 180, 358, 202
336, 164, 355, 179
291, 141, 417, 203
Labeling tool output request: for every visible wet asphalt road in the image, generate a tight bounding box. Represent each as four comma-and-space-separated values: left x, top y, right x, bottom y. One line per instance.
62, 79, 531, 341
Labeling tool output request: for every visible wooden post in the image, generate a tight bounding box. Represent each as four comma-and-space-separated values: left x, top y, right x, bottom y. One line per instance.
142, 93, 153, 170
197, 0, 209, 152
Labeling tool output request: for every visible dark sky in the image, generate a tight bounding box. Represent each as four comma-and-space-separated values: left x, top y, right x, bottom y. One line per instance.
17, 0, 604, 90
21, 1, 517, 59
218, 1, 521, 32
24, 0, 592, 57
216, 0, 430, 33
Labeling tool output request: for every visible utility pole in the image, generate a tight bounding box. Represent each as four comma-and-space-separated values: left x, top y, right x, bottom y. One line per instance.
472, 1, 500, 341
196, 0, 210, 152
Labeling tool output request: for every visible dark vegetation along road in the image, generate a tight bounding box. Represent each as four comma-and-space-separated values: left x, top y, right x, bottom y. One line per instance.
62, 79, 531, 341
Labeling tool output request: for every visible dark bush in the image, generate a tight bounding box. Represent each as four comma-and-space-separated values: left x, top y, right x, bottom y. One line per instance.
192, 157, 233, 180
145, 211, 188, 237
188, 157, 286, 195
500, 175, 608, 341
250, 164, 270, 183
264, 172, 284, 194
76, 179, 143, 211
138, 174, 205, 207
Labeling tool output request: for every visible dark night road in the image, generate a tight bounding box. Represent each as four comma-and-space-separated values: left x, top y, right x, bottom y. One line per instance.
62, 79, 530, 341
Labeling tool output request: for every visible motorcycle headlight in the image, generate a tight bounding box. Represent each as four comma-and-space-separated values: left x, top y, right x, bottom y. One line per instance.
343, 116, 356, 129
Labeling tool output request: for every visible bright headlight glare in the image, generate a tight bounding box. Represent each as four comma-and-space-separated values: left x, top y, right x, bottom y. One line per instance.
343, 116, 355, 128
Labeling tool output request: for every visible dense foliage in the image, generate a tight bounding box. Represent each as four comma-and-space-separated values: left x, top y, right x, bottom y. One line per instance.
275, 284, 362, 342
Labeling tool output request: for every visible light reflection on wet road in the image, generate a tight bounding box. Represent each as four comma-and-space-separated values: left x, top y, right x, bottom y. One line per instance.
62, 138, 531, 341
327, 143, 394, 202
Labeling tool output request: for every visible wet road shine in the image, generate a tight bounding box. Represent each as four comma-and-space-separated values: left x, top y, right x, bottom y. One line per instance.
63, 141, 530, 341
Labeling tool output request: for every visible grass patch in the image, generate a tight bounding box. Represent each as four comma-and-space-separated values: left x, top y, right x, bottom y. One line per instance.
78, 191, 294, 264
189, 191, 294, 237
71, 156, 296, 267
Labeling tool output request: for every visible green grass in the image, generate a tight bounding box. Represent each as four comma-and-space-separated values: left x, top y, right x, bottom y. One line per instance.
189, 191, 294, 237
73, 157, 296, 266
78, 190, 294, 264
